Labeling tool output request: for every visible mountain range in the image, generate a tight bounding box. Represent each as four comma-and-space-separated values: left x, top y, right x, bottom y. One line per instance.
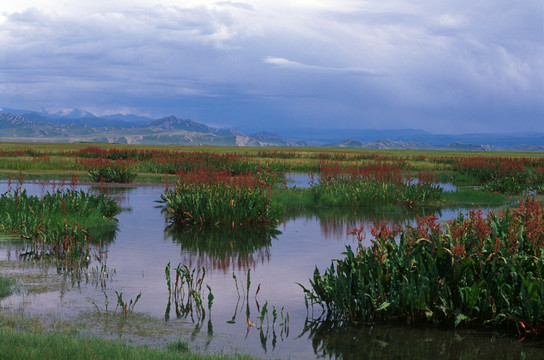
0, 107, 543, 150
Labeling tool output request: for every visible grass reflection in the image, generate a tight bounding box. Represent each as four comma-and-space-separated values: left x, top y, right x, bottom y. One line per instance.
165, 225, 281, 272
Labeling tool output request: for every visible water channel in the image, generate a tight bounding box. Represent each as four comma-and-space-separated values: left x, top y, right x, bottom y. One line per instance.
0, 180, 543, 359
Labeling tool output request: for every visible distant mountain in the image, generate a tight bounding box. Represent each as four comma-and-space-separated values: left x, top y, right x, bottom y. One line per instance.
0, 113, 45, 129
102, 113, 153, 123
325, 138, 433, 149
273, 127, 544, 149
2, 108, 148, 129
0, 107, 543, 150
271, 128, 433, 145
147, 116, 219, 132
251, 131, 307, 147
0, 111, 295, 146
51, 109, 97, 119
146, 116, 248, 137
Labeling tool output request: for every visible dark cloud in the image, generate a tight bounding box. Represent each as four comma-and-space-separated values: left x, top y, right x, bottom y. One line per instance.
0, 1, 542, 133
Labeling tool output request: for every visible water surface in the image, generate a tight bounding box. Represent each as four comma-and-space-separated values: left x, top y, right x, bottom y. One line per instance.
0, 181, 542, 359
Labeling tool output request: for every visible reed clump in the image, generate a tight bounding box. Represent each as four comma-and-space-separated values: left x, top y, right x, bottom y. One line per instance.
159, 167, 279, 227
85, 159, 138, 183
301, 197, 544, 339
305, 162, 444, 209
0, 188, 120, 260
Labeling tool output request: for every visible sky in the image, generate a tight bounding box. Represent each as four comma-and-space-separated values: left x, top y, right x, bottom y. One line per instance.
0, 0, 543, 134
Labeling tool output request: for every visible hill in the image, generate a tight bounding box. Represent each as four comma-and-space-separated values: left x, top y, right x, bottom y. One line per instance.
0, 108, 543, 150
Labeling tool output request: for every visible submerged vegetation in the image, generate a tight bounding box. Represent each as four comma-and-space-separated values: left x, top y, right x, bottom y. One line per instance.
301, 198, 544, 339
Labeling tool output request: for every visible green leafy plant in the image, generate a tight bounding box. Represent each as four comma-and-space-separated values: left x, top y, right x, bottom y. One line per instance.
115, 291, 142, 315
164, 263, 213, 323
301, 198, 544, 340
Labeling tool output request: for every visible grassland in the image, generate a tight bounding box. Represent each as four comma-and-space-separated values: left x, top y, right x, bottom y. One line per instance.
0, 141, 542, 181
0, 325, 254, 360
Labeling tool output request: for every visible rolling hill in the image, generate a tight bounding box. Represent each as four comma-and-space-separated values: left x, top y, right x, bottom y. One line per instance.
0, 108, 543, 150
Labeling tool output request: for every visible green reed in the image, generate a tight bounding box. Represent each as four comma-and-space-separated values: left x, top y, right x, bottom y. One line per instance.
301, 198, 544, 339
0, 188, 120, 260
284, 177, 445, 210
159, 182, 278, 227
88, 164, 137, 183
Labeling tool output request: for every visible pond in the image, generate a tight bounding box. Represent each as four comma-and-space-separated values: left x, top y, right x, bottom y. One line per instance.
0, 181, 543, 359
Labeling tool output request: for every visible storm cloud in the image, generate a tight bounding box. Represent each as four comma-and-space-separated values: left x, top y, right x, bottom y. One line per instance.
0, 0, 542, 133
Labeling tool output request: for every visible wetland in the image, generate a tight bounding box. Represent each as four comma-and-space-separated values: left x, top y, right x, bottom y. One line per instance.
0, 143, 543, 359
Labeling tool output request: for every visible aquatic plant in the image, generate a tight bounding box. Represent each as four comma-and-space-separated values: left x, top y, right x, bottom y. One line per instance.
452, 156, 544, 194
301, 198, 544, 339
90, 290, 141, 315
115, 291, 142, 315
159, 168, 279, 227
164, 263, 213, 323
86, 159, 137, 183
0, 188, 120, 261
226, 270, 290, 352
88, 262, 117, 289
298, 161, 445, 209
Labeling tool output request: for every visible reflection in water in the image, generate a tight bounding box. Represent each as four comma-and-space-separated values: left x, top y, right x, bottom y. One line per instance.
300, 319, 543, 360
2, 181, 539, 359
283, 206, 470, 241
165, 225, 281, 272
89, 185, 137, 209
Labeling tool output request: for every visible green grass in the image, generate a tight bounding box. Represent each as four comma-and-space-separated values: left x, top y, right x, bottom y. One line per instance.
0, 329, 255, 360
0, 309, 253, 360
443, 188, 508, 206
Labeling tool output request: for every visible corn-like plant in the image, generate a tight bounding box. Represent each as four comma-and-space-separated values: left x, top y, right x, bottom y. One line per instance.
301, 198, 544, 339
164, 263, 213, 323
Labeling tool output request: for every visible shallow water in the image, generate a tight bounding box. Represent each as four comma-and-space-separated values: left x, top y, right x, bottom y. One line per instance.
284, 172, 458, 192
0, 181, 542, 359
